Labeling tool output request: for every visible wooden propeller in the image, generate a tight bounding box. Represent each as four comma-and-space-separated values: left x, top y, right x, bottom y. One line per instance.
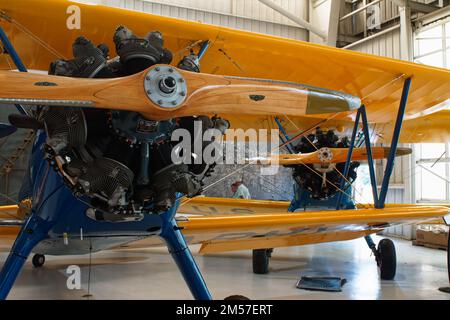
0, 65, 360, 120
246, 147, 412, 165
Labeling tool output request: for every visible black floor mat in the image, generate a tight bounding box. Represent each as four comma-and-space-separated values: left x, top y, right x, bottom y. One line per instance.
296, 276, 347, 292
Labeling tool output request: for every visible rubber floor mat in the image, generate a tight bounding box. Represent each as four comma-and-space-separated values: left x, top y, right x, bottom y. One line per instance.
296, 276, 347, 292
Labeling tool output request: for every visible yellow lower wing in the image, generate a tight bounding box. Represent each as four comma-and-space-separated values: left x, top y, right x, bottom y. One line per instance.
0, 205, 24, 252
178, 205, 449, 253
0, 204, 23, 220
1, 201, 448, 253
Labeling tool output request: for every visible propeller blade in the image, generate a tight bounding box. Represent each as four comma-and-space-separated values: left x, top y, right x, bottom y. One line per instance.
247, 147, 412, 165
0, 65, 360, 120
8, 114, 44, 130
0, 123, 17, 138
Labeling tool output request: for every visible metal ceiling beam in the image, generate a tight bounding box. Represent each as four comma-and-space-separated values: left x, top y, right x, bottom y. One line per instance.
409, 0, 440, 13
257, 0, 328, 40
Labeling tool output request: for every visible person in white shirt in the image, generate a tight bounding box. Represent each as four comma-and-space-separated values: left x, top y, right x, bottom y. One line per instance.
231, 180, 251, 199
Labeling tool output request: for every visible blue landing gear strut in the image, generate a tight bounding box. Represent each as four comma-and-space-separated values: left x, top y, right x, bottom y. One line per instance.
159, 197, 212, 300
0, 214, 52, 299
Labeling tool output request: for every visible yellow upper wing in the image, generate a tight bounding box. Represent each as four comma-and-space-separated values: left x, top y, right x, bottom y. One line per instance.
1, 0, 450, 127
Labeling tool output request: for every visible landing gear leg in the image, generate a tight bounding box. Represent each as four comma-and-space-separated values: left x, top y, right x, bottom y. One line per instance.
252, 248, 273, 274
159, 199, 212, 300
0, 214, 49, 299
365, 236, 397, 280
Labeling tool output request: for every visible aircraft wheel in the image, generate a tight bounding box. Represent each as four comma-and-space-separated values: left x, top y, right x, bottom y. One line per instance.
32, 254, 45, 268
252, 249, 271, 274
224, 295, 250, 300
377, 239, 396, 280
447, 231, 450, 283
438, 233, 450, 293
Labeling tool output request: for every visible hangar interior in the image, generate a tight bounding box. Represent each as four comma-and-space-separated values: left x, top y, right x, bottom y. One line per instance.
0, 0, 449, 300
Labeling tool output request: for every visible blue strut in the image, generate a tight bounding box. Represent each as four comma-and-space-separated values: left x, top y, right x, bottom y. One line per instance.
0, 26, 28, 115
335, 110, 361, 210
0, 214, 52, 299
197, 41, 210, 61
274, 117, 294, 154
159, 196, 212, 300
378, 77, 411, 208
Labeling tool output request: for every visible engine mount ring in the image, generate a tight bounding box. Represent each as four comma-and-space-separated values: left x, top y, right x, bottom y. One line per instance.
144, 66, 187, 109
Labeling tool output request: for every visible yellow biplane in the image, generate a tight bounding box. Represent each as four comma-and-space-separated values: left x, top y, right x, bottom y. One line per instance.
0, 0, 449, 299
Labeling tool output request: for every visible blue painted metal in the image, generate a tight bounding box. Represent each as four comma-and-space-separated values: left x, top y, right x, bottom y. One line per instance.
0, 132, 209, 299
274, 117, 294, 153
0, 214, 54, 299
359, 105, 379, 208
197, 41, 210, 61
0, 123, 17, 138
364, 235, 376, 249
0, 26, 27, 115
378, 78, 411, 208
289, 183, 355, 212
0, 27, 27, 72
159, 195, 212, 300
335, 110, 361, 209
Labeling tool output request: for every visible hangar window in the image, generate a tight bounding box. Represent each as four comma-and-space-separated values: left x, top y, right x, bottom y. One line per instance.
414, 143, 449, 202
414, 23, 446, 68
413, 21, 450, 203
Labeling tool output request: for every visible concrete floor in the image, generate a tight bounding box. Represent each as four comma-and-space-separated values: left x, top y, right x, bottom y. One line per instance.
1, 235, 449, 300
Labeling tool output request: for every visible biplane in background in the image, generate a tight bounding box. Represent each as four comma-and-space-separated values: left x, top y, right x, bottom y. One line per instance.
0, 0, 449, 300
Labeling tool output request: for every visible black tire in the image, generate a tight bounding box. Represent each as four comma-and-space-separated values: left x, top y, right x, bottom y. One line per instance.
252, 249, 270, 274
377, 239, 396, 280
32, 254, 45, 268
447, 232, 450, 282
224, 295, 250, 300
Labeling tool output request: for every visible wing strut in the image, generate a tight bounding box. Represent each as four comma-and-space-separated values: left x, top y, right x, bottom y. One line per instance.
0, 26, 28, 115
333, 77, 411, 272
335, 77, 412, 209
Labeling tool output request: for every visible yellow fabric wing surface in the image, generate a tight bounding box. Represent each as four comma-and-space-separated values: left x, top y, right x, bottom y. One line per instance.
1, 201, 448, 253
0, 206, 22, 252
178, 204, 449, 253
0, 204, 22, 220
1, 0, 450, 142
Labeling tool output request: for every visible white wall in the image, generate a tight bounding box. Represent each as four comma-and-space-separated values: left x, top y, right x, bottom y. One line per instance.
348, 28, 402, 58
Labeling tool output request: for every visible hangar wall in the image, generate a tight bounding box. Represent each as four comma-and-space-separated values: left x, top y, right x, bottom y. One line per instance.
100, 0, 309, 41
347, 27, 401, 58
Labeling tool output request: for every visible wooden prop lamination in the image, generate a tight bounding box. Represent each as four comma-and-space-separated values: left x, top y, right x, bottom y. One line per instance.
247, 147, 412, 165
0, 65, 360, 120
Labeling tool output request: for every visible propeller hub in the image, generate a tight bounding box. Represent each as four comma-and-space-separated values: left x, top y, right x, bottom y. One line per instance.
318, 147, 333, 163
159, 76, 176, 93
144, 66, 187, 109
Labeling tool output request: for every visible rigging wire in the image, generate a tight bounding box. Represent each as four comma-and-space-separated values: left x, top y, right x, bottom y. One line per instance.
8, 17, 66, 59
